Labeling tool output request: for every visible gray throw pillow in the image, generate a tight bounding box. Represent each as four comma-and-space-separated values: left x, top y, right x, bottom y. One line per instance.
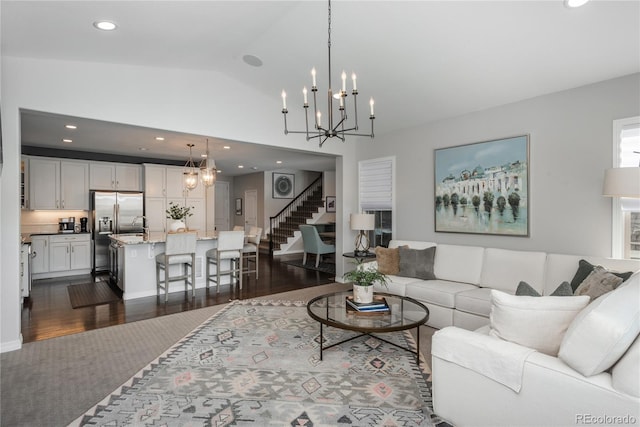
397, 246, 436, 280
516, 281, 573, 297
570, 259, 632, 292
574, 266, 624, 300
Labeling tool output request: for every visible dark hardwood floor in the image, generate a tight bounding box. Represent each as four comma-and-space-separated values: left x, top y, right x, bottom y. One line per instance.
21, 253, 335, 343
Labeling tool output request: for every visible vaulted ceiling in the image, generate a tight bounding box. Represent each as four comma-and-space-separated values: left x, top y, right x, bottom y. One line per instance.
3, 1, 639, 173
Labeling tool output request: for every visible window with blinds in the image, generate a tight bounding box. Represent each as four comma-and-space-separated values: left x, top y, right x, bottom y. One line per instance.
612, 118, 640, 259
358, 157, 394, 247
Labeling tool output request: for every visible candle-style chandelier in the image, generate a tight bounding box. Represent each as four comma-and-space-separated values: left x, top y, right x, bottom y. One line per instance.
281, 0, 375, 147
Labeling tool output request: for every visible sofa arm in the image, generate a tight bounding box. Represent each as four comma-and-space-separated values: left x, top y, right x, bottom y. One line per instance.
432, 326, 536, 392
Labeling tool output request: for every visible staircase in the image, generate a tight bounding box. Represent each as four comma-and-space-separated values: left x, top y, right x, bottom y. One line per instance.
269, 176, 325, 254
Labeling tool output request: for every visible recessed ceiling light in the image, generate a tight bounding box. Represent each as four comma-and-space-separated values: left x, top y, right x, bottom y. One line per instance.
138, 147, 148, 151
62, 138, 72, 143
223, 146, 231, 150
251, 167, 258, 170
93, 20, 117, 31
238, 165, 244, 169
242, 54, 263, 67
65, 124, 77, 130
155, 136, 165, 141
564, 0, 589, 8
276, 160, 282, 164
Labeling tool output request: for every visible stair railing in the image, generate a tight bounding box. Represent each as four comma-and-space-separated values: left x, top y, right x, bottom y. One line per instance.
269, 175, 323, 254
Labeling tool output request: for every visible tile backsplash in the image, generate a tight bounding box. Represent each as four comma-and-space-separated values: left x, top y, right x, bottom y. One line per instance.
21, 210, 89, 235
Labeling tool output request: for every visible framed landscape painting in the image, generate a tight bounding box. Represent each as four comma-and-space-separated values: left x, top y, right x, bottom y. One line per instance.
434, 135, 529, 237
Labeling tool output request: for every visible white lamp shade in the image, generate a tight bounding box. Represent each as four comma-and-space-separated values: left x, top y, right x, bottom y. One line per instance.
603, 167, 640, 198
350, 213, 375, 231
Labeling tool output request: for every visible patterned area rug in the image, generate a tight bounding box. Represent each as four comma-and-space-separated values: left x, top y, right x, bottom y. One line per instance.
73, 300, 443, 426
281, 259, 336, 275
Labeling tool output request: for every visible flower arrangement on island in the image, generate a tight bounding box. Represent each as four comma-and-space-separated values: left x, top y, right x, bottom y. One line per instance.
165, 202, 193, 220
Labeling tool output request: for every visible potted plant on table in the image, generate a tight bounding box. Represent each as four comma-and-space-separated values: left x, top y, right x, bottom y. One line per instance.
343, 260, 388, 303
166, 202, 193, 232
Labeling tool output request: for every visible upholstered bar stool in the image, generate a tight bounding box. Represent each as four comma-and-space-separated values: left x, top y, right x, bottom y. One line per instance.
242, 226, 262, 279
206, 230, 244, 293
155, 232, 197, 302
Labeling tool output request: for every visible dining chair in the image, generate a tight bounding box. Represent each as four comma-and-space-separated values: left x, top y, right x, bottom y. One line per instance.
299, 224, 336, 268
155, 232, 197, 302
205, 230, 244, 293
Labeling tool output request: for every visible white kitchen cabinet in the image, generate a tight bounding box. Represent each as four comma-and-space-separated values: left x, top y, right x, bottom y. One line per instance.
31, 236, 49, 274
60, 161, 89, 210
167, 196, 205, 231
144, 164, 167, 197
90, 162, 142, 191
29, 158, 60, 210
21, 156, 30, 209
29, 157, 88, 210
146, 197, 167, 232
49, 234, 91, 272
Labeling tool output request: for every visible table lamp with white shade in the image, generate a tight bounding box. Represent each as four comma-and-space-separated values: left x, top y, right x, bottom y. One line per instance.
602, 167, 640, 199
350, 213, 376, 255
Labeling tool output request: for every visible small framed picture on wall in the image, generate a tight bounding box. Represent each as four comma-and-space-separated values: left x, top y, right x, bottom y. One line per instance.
326, 196, 336, 213
235, 198, 242, 215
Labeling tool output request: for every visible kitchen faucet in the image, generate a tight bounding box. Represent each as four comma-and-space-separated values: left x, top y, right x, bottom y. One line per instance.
132, 216, 149, 236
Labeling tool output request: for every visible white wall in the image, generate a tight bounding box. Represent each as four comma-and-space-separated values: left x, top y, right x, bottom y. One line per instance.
358, 73, 640, 257
0, 56, 356, 352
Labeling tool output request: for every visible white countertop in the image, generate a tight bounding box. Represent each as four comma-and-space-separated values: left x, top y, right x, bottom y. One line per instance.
109, 231, 219, 245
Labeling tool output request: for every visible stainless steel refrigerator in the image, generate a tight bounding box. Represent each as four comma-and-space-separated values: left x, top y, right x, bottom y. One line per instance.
91, 191, 144, 274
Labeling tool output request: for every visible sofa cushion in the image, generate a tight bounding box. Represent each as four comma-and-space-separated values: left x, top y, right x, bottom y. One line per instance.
489, 290, 590, 356
480, 248, 547, 293
612, 335, 640, 397
405, 279, 478, 309
559, 272, 640, 376
397, 246, 436, 280
516, 281, 573, 297
389, 240, 437, 250
570, 259, 633, 292
455, 287, 493, 317
433, 244, 484, 285
574, 265, 624, 300
374, 246, 401, 275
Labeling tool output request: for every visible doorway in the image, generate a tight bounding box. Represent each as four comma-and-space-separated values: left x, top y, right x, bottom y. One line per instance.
244, 189, 258, 230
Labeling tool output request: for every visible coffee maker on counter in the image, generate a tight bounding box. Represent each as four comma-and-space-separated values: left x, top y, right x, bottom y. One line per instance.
80, 217, 88, 232
58, 217, 76, 233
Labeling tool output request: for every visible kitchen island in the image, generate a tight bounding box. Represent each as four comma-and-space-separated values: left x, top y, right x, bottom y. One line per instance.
109, 231, 236, 300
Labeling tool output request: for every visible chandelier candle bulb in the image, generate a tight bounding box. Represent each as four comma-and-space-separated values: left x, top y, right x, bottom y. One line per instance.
370, 98, 375, 115
317, 111, 322, 127
303, 87, 308, 105
341, 71, 347, 92
281, 90, 287, 110
352, 73, 357, 91
311, 67, 317, 88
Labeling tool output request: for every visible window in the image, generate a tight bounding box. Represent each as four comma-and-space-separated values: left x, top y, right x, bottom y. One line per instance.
358, 157, 394, 247
612, 117, 640, 259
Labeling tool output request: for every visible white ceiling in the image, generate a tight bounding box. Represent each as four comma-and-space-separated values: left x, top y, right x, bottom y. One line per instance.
3, 1, 640, 174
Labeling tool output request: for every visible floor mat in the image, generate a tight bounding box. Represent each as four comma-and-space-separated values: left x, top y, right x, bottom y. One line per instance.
67, 281, 121, 309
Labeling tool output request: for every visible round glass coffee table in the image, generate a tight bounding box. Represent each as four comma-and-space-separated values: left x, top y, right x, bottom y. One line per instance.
307, 291, 429, 365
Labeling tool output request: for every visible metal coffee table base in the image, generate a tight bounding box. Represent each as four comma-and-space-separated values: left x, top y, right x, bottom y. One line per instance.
318, 322, 422, 367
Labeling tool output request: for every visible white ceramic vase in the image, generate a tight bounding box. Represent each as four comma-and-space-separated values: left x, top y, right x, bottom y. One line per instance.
353, 284, 374, 304
169, 220, 186, 232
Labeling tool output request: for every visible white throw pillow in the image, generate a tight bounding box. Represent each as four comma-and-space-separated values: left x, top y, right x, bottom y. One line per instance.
612, 335, 640, 397
558, 272, 640, 377
489, 290, 590, 356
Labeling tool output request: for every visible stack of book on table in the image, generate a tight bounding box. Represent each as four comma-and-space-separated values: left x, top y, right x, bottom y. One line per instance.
346, 296, 390, 313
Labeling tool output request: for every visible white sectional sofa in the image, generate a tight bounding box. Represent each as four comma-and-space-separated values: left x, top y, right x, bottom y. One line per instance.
371, 239, 639, 330
366, 239, 640, 427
